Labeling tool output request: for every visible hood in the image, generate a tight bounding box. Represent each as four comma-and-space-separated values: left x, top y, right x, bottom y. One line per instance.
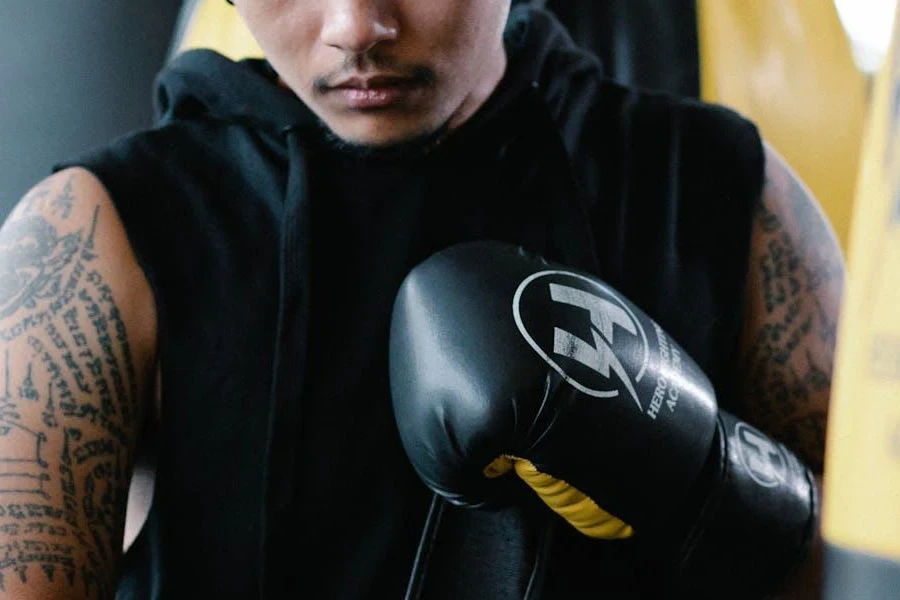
152, 4, 602, 138
154, 48, 313, 135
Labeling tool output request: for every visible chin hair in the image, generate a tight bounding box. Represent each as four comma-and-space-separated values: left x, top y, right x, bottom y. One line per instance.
316, 119, 451, 160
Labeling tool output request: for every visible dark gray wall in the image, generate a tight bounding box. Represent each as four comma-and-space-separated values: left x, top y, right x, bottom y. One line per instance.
0, 1, 184, 218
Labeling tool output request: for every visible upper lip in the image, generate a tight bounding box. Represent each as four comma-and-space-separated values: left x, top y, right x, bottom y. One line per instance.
330, 74, 417, 90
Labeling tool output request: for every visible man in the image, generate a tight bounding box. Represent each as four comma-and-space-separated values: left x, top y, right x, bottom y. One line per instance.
0, 0, 841, 598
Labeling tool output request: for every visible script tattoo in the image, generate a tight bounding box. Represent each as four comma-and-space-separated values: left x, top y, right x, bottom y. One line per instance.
0, 174, 137, 598
740, 161, 844, 473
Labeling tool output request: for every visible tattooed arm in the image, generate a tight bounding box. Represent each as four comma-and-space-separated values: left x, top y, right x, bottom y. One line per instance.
737, 144, 844, 598
738, 143, 844, 471
0, 168, 156, 599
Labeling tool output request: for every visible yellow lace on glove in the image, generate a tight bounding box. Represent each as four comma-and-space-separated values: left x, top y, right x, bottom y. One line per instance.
484, 455, 634, 540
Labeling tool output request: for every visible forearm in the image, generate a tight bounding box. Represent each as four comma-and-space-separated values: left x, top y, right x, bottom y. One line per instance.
0, 520, 122, 599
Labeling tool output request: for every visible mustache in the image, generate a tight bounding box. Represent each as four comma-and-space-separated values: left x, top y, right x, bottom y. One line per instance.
313, 52, 437, 93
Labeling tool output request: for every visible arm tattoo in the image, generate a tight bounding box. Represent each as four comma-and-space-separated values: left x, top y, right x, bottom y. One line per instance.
0, 174, 139, 598
740, 164, 844, 473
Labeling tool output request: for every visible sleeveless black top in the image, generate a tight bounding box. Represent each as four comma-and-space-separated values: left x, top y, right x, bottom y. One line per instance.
57, 5, 764, 598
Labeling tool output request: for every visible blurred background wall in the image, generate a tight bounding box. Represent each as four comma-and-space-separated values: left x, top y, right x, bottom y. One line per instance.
0, 1, 183, 215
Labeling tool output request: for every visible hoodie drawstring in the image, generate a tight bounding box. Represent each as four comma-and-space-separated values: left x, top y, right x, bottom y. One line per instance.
258, 126, 314, 598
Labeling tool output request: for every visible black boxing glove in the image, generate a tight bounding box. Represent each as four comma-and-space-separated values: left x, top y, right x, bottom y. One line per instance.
389, 241, 817, 597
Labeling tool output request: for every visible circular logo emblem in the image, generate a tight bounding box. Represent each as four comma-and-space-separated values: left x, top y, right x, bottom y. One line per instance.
512, 270, 649, 409
735, 422, 788, 488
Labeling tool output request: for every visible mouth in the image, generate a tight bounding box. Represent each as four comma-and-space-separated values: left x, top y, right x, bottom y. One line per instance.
326, 74, 427, 110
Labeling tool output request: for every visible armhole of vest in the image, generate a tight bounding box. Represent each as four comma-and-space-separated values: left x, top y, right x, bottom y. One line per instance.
706, 107, 766, 406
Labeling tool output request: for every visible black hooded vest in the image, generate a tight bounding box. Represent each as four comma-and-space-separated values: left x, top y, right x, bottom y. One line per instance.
56, 6, 764, 599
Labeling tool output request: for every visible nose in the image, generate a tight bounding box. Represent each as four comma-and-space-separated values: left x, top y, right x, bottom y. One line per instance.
321, 0, 399, 55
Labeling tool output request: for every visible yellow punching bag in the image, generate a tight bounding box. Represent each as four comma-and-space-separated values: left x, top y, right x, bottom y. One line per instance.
697, 0, 868, 253
169, 0, 262, 61
821, 2, 900, 596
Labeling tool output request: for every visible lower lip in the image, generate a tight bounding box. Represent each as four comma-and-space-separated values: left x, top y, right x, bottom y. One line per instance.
333, 86, 417, 109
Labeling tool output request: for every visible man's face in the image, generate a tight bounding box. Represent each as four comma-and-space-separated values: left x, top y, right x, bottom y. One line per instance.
235, 0, 512, 148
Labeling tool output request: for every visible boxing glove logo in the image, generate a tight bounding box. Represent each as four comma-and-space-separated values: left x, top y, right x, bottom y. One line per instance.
735, 422, 788, 488
513, 270, 649, 410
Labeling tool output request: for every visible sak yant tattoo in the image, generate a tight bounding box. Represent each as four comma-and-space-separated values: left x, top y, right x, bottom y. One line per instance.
0, 175, 137, 598
741, 167, 844, 473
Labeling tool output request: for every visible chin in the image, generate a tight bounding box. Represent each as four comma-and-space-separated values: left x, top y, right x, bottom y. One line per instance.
336, 116, 431, 145
321, 115, 450, 157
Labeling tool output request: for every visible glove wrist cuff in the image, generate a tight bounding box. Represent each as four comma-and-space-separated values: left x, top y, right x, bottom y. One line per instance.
676, 412, 818, 598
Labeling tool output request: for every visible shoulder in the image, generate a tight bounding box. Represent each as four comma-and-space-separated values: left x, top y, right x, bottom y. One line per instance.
753, 142, 845, 290
760, 143, 843, 254
52, 118, 279, 227
565, 79, 766, 219
588, 79, 763, 161
2, 168, 157, 359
